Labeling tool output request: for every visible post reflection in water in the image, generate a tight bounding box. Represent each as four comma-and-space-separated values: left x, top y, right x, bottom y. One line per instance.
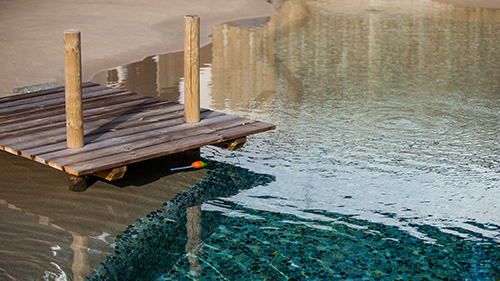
70, 234, 90, 281
185, 205, 202, 277
87, 162, 276, 280
0, 199, 90, 281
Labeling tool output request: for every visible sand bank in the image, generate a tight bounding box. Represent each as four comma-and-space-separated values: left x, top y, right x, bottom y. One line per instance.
0, 0, 275, 97
2, 0, 499, 97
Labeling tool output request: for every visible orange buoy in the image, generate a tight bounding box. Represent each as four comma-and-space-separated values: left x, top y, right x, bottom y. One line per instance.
170, 161, 207, 171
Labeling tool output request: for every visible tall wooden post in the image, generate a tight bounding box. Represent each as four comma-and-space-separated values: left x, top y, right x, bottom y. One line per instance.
64, 29, 84, 148
184, 15, 200, 123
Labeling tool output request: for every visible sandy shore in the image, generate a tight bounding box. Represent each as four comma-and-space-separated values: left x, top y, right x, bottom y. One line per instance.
0, 0, 275, 97
2, 0, 499, 97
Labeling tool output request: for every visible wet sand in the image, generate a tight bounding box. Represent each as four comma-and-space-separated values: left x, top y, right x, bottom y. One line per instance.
0, 150, 210, 279
0, 0, 275, 97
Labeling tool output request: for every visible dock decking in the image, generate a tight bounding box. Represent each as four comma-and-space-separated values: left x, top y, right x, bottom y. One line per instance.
0, 82, 275, 177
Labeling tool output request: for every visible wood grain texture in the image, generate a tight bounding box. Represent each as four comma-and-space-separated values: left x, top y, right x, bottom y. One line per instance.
0, 84, 275, 176
184, 15, 200, 123
64, 30, 84, 148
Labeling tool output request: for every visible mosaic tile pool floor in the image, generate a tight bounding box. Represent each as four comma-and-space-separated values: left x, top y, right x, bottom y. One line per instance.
87, 162, 500, 280
161, 208, 500, 280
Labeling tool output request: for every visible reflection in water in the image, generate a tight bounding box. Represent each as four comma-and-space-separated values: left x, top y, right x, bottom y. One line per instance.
165, 202, 500, 280
185, 205, 202, 277
90, 0, 500, 278
87, 162, 275, 280
0, 150, 203, 280
205, 0, 500, 240
92, 45, 213, 103
0, 200, 74, 280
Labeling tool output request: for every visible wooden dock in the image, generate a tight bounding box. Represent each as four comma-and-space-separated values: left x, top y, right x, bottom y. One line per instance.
0, 17, 275, 191
0, 82, 275, 180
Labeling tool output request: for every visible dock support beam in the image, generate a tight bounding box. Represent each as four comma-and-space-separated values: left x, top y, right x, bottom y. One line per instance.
184, 15, 200, 123
64, 29, 84, 148
214, 137, 247, 151
68, 174, 87, 192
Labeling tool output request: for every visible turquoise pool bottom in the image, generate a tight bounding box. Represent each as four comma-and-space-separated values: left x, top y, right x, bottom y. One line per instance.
87, 162, 500, 280
161, 204, 500, 281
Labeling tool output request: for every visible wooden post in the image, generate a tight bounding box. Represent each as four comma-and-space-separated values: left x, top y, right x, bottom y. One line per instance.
184, 15, 200, 123
64, 29, 84, 148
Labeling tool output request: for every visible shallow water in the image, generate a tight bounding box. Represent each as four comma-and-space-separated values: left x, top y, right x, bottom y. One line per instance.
94, 0, 500, 279
1, 0, 499, 279
94, 0, 500, 238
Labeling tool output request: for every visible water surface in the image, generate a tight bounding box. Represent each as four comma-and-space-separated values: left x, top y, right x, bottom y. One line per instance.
94, 0, 500, 238
93, 0, 500, 278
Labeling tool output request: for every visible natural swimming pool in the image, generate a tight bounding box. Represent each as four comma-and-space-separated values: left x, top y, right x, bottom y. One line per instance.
89, 0, 500, 279
1, 0, 499, 279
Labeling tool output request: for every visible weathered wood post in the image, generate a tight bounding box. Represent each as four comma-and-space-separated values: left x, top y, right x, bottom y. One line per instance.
64, 29, 84, 148
184, 15, 200, 123
64, 30, 87, 191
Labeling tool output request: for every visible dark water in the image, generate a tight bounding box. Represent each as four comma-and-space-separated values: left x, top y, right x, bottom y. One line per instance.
87, 0, 500, 279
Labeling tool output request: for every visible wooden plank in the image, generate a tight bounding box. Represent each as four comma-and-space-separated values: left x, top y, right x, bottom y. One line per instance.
36, 114, 249, 165
0, 86, 127, 123
81, 108, 218, 144
0, 87, 65, 110
77, 120, 273, 171
14, 111, 205, 161
0, 99, 181, 142
212, 137, 247, 151
0, 87, 140, 122
35, 117, 249, 174
0, 84, 276, 178
0, 84, 115, 114
0, 82, 97, 105
15, 108, 219, 155
2, 102, 185, 146
63, 120, 275, 175
0, 93, 158, 134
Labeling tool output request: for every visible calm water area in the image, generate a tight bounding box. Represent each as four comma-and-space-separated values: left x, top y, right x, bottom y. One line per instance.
2, 0, 500, 280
